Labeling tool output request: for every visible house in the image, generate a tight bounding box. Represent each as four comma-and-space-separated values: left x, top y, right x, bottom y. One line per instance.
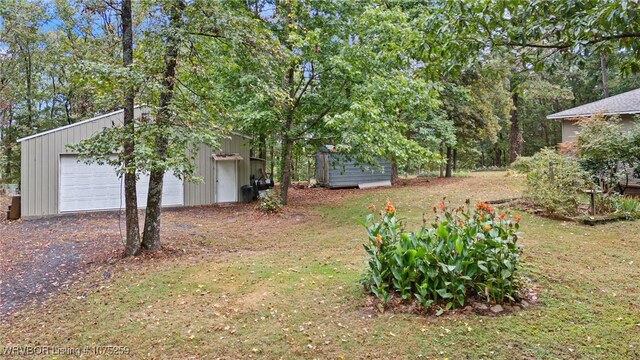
17, 106, 250, 219
315, 145, 392, 189
547, 87, 640, 142
547, 88, 640, 194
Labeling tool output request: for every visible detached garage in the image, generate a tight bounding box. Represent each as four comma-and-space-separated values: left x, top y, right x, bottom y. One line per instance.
18, 106, 250, 218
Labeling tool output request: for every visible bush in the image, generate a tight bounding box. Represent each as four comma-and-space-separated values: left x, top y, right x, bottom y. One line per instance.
256, 190, 283, 214
616, 196, 640, 219
361, 199, 523, 312
576, 115, 635, 193
512, 148, 590, 216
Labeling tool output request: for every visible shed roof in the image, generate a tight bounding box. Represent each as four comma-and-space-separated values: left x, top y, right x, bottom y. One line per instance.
17, 105, 250, 143
547, 88, 640, 119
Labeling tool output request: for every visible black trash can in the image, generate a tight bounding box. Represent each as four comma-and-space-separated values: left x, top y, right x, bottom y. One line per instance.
241, 185, 253, 203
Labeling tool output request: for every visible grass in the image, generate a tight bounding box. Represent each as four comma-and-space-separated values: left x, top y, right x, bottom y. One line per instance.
2, 172, 640, 359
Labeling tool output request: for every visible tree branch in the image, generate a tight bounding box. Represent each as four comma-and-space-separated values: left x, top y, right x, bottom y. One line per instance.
500, 32, 640, 49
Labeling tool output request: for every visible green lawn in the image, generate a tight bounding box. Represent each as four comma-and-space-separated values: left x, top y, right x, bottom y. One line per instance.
2, 172, 640, 359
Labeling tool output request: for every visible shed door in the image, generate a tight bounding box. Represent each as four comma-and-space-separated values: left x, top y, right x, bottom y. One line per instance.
59, 155, 184, 212
216, 161, 237, 203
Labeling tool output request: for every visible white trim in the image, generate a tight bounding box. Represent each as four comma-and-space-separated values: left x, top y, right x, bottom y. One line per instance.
17, 105, 148, 143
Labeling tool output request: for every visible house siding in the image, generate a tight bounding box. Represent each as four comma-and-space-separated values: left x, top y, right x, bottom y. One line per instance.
561, 115, 638, 142
19, 107, 249, 218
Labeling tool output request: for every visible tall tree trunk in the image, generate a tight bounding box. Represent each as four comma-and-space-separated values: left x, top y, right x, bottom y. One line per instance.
445, 146, 452, 177
600, 53, 609, 98
391, 159, 398, 185
452, 148, 458, 172
279, 65, 296, 205
258, 133, 267, 159
23, 43, 33, 127
121, 0, 141, 257
439, 141, 444, 177
508, 91, 523, 164
142, 0, 184, 251
269, 144, 275, 177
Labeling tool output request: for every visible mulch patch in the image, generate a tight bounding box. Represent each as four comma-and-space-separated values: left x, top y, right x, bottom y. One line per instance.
499, 198, 633, 226
363, 280, 540, 318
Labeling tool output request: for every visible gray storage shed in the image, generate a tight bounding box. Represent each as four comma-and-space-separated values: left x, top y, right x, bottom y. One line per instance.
315, 146, 392, 188
18, 106, 250, 218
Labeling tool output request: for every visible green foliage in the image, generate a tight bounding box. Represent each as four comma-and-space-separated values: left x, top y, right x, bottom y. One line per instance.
512, 148, 590, 216
257, 190, 283, 214
576, 115, 635, 193
361, 199, 523, 312
616, 196, 640, 220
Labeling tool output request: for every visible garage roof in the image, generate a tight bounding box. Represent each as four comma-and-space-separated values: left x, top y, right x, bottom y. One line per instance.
17, 105, 250, 143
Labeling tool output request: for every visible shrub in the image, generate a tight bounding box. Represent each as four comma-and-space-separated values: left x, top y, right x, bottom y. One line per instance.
576, 115, 635, 193
361, 199, 523, 312
616, 196, 640, 219
512, 148, 590, 216
256, 190, 283, 214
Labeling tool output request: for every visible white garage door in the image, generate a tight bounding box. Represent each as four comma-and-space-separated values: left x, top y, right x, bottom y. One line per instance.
59, 155, 184, 212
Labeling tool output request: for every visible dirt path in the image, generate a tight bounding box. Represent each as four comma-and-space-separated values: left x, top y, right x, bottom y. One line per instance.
0, 212, 123, 318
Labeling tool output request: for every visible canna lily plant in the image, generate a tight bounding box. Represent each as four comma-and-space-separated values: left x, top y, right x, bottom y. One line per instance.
361, 198, 523, 313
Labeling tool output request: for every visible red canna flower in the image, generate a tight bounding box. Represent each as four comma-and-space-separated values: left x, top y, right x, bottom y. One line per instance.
437, 202, 446, 211
368, 203, 376, 212
513, 214, 521, 223
375, 234, 383, 246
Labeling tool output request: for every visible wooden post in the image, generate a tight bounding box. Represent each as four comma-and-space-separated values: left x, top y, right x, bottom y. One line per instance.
7, 196, 21, 220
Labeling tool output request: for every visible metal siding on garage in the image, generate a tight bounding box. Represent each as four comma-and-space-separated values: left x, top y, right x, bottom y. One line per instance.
183, 135, 250, 206
184, 142, 215, 206
19, 106, 250, 217
19, 108, 143, 217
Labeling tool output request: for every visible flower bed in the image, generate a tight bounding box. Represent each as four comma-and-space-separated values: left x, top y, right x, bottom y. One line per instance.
361, 199, 524, 314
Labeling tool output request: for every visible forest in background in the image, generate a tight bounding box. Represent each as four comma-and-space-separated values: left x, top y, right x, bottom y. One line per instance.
2, 0, 640, 193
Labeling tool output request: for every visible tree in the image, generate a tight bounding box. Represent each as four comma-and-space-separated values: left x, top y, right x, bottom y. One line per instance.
70, 0, 260, 253
121, 0, 141, 256
141, 0, 185, 251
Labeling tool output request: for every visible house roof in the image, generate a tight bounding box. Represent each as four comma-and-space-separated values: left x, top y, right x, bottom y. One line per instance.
17, 105, 250, 143
547, 88, 640, 119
